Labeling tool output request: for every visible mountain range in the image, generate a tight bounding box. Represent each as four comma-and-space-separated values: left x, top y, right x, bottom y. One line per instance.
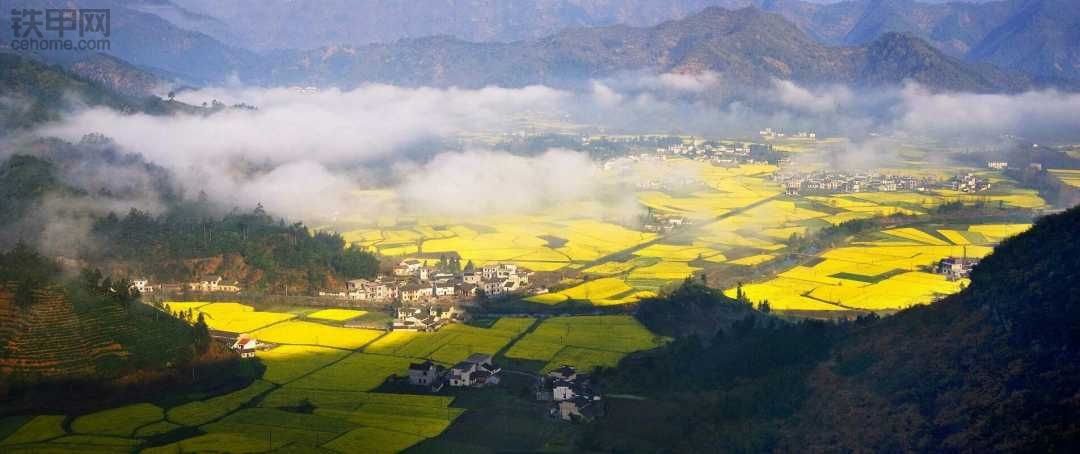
164, 0, 1080, 83
2, 0, 1077, 92
256, 7, 1036, 91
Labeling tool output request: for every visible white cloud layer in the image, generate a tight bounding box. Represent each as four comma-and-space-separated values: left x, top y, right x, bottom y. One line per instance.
28, 75, 1080, 224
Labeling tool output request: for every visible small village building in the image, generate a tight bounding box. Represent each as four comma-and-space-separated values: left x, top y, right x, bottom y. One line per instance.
187, 275, 241, 293
400, 283, 434, 302
448, 353, 501, 387
394, 259, 424, 277
408, 360, 447, 389
434, 281, 456, 297
132, 279, 152, 293
553, 380, 576, 401
231, 335, 259, 358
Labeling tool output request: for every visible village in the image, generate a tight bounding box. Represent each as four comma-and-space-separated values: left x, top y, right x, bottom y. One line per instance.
318, 258, 535, 305
771, 169, 991, 196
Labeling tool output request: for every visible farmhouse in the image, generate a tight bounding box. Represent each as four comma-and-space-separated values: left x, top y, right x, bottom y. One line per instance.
408, 360, 447, 390
400, 282, 435, 302
448, 353, 501, 387
937, 255, 980, 280
393, 259, 424, 277
132, 278, 152, 293
231, 335, 259, 358
434, 281, 456, 297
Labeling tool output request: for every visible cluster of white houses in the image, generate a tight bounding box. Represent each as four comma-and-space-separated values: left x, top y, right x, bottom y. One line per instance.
131, 276, 242, 295
406, 353, 502, 392
320, 260, 533, 303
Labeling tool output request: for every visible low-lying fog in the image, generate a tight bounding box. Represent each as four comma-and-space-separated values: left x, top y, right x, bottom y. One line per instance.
16, 73, 1080, 226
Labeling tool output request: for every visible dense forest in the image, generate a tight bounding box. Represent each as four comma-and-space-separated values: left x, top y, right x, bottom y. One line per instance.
583, 205, 1080, 452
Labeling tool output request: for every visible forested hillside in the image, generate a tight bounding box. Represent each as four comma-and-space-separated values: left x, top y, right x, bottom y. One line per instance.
585, 205, 1080, 452
0, 145, 378, 293
0, 54, 187, 131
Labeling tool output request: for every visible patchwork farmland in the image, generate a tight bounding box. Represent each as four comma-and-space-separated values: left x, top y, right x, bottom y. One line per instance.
0, 157, 1047, 453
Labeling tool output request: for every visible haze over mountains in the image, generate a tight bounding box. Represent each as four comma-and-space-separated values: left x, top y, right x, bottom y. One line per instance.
3, 0, 1078, 92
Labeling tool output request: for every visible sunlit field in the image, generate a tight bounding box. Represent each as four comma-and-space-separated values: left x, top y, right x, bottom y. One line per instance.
725, 223, 1026, 311
0, 155, 1050, 452
0, 306, 676, 452
504, 315, 667, 372
335, 159, 1044, 308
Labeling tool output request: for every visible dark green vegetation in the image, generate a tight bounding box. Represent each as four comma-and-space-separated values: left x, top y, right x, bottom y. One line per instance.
0, 146, 378, 293
91, 203, 378, 293
0, 246, 263, 415
462, 205, 1079, 452
0, 53, 192, 131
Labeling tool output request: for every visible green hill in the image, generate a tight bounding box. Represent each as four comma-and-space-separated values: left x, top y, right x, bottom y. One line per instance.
0, 53, 194, 131
580, 205, 1080, 452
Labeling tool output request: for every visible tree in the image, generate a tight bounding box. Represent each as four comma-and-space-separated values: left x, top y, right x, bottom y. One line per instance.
193, 312, 211, 355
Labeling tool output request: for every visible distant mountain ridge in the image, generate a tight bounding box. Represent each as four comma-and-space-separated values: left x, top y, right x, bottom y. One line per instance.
164, 0, 1079, 82
756, 0, 1080, 82
255, 7, 1036, 92
3, 1, 1072, 91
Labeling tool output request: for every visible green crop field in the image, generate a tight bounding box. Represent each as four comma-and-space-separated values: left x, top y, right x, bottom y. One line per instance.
323, 427, 426, 453
167, 380, 275, 426
504, 315, 666, 372
258, 345, 351, 384
0, 415, 66, 445
290, 353, 413, 391
71, 403, 164, 437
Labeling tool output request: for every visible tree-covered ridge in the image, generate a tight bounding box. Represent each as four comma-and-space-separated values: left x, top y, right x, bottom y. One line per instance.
92, 203, 378, 290
0, 54, 162, 130
0, 149, 378, 293
583, 206, 1080, 452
